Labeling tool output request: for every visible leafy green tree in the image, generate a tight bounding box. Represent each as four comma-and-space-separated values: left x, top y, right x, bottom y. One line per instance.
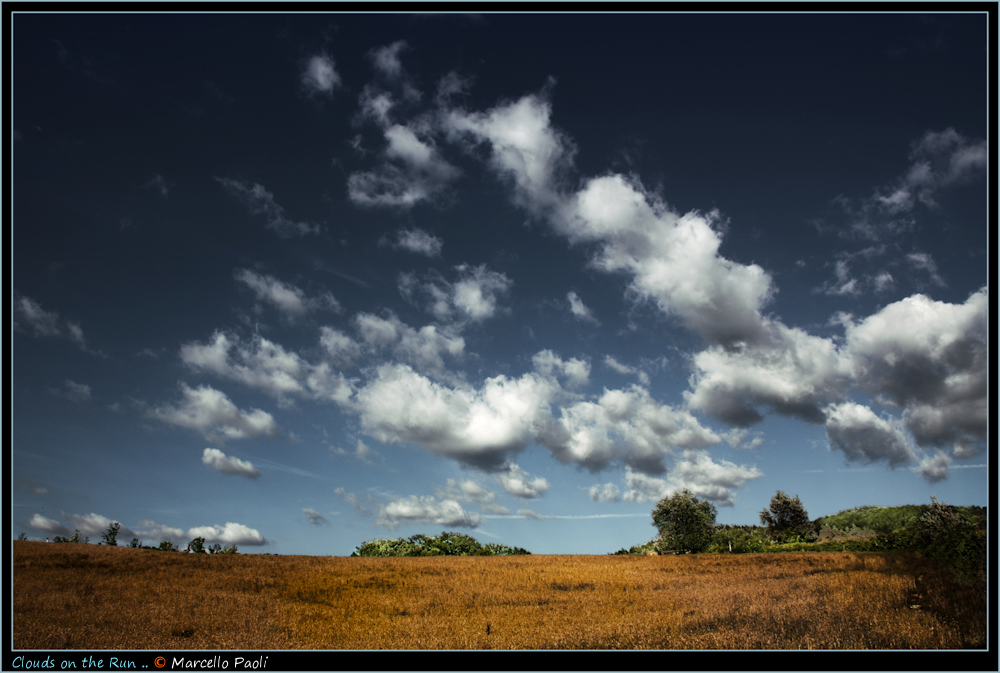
651, 489, 717, 554
220, 544, 239, 554
186, 537, 207, 554
158, 540, 178, 552
128, 538, 141, 548
17, 532, 28, 541
760, 491, 814, 542
101, 521, 121, 546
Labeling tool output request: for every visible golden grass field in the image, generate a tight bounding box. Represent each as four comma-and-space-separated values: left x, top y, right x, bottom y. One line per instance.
12, 541, 986, 650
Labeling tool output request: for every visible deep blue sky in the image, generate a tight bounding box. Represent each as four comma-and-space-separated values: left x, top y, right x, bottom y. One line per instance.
11, 11, 989, 555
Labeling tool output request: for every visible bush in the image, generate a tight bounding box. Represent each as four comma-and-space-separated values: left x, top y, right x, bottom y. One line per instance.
352, 532, 529, 557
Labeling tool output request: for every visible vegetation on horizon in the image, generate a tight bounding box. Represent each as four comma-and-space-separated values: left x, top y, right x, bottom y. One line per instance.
351, 531, 529, 557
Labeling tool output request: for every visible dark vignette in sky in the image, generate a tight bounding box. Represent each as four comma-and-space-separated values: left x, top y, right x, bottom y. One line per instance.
11, 12, 989, 555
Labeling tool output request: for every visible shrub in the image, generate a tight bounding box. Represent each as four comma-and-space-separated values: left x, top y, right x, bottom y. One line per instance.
352, 532, 529, 557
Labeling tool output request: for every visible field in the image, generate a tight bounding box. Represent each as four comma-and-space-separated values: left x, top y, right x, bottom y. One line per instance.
12, 541, 986, 650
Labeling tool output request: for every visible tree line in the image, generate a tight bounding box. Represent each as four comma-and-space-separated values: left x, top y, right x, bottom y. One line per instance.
17, 522, 238, 554
634, 488, 986, 583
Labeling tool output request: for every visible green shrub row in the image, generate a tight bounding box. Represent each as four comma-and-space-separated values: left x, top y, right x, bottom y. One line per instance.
351, 531, 529, 557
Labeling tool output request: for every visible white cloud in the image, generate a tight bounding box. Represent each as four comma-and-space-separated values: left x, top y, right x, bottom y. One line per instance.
543, 385, 721, 474
202, 447, 261, 479
235, 269, 340, 318
588, 482, 622, 503
445, 89, 575, 214
63, 512, 135, 539
150, 382, 279, 442
375, 495, 481, 529
14, 296, 62, 337
532, 349, 590, 389
302, 53, 341, 96
180, 331, 355, 405
353, 363, 558, 471
663, 450, 763, 507
399, 264, 512, 324
824, 402, 918, 469
216, 178, 320, 237
495, 463, 549, 499
348, 124, 459, 208
351, 312, 465, 381
392, 227, 443, 256
27, 514, 70, 535
370, 40, 408, 78
136, 519, 186, 544
187, 522, 267, 546
435, 478, 508, 514
844, 288, 987, 455
567, 291, 598, 324
918, 452, 952, 483
686, 320, 854, 427
905, 252, 946, 287
557, 175, 773, 346
318, 327, 363, 367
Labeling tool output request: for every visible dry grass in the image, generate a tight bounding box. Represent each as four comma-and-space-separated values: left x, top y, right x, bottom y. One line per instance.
13, 541, 985, 650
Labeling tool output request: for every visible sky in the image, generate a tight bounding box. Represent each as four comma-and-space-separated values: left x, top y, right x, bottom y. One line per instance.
10, 11, 990, 556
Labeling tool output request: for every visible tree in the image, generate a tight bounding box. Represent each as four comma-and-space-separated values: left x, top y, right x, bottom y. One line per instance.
158, 540, 178, 552
760, 491, 814, 542
651, 489, 717, 554
186, 537, 207, 554
101, 521, 121, 546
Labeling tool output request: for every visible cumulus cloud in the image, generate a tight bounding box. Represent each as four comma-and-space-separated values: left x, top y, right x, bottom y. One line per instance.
556, 175, 774, 346
351, 311, 465, 381
567, 291, 598, 324
63, 512, 135, 539
180, 331, 355, 405
399, 264, 512, 323
136, 519, 186, 544
444, 88, 575, 214
543, 385, 721, 474
495, 463, 549, 499
27, 514, 70, 535
318, 327, 364, 367
686, 320, 854, 427
588, 482, 622, 503
532, 349, 590, 389
353, 362, 558, 471
824, 402, 918, 469
375, 495, 481, 529
435, 478, 508, 514
150, 382, 279, 442
303, 508, 330, 525
187, 522, 267, 546
370, 40, 408, 78
918, 452, 952, 483
391, 227, 443, 256
216, 178, 320, 237
348, 124, 459, 208
664, 451, 763, 507
202, 447, 261, 479
235, 269, 340, 318
844, 288, 987, 456
302, 53, 341, 96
